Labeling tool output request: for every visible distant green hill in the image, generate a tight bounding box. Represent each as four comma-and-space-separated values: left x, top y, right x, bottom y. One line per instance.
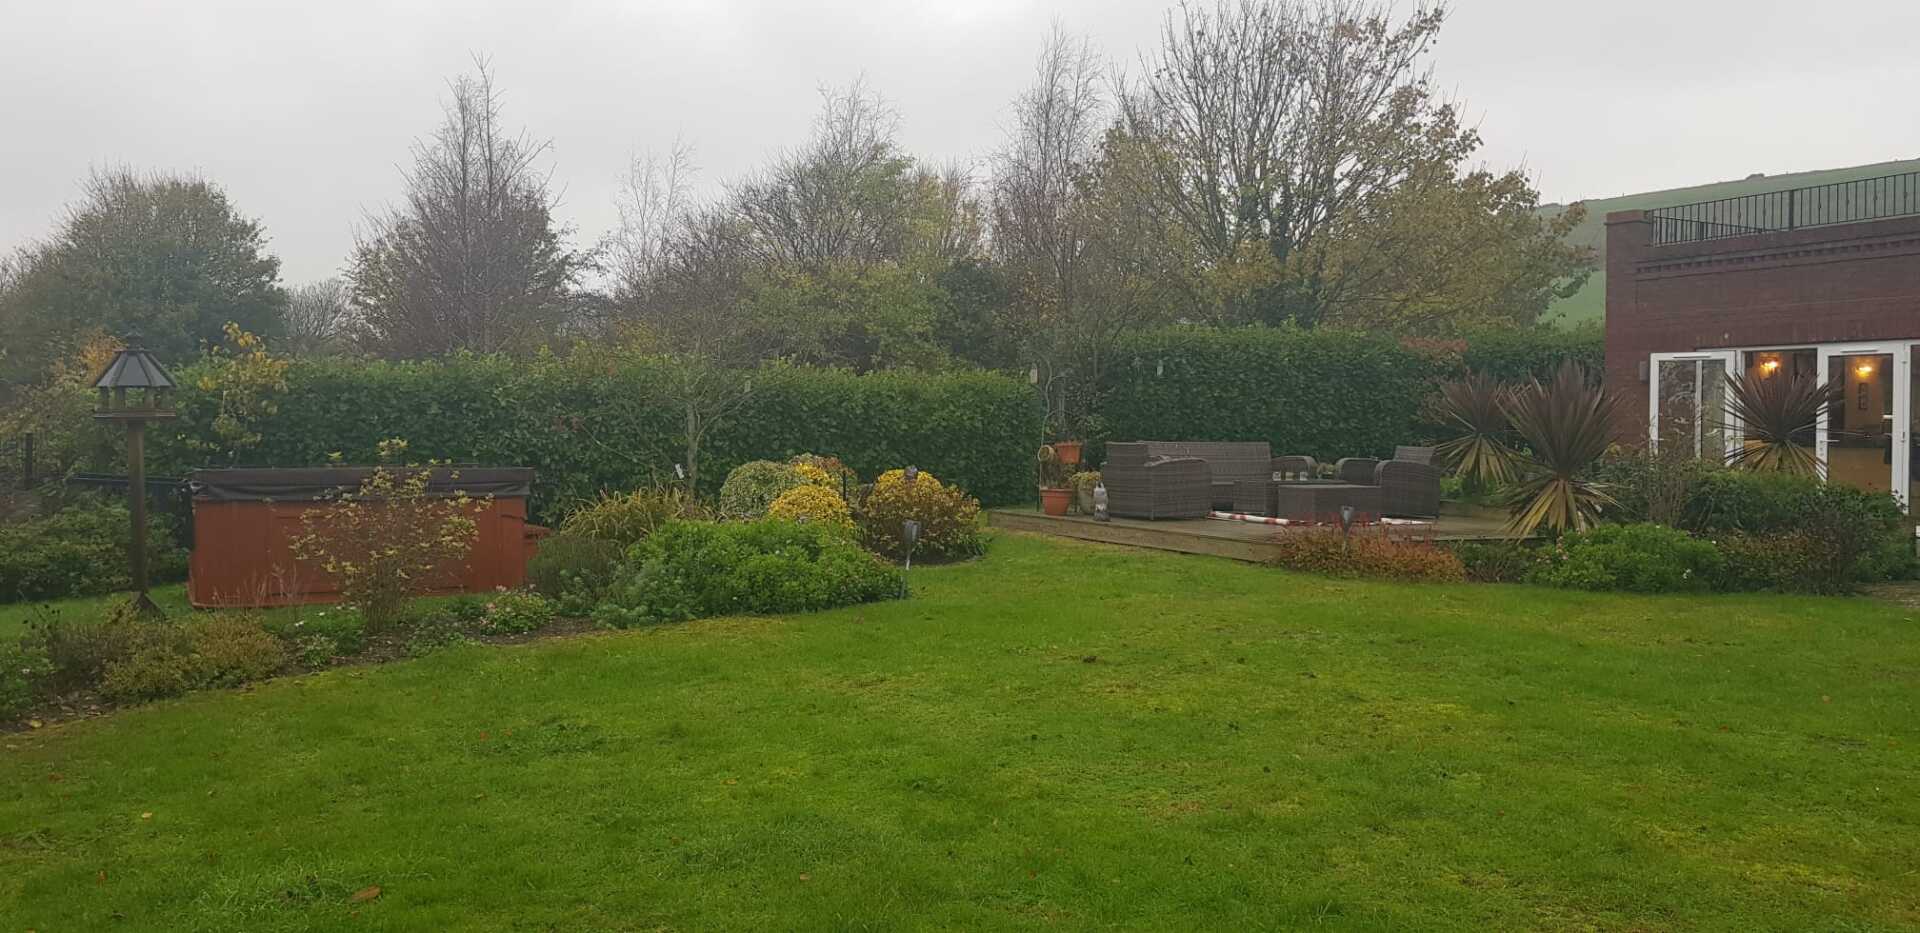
1540, 157, 1920, 327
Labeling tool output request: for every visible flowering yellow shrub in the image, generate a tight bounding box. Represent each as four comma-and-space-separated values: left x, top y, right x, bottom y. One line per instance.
768, 484, 854, 533
874, 468, 944, 494
792, 462, 833, 487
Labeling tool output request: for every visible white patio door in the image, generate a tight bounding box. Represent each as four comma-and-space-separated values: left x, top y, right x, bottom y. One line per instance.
1816, 342, 1910, 509
1649, 351, 1740, 462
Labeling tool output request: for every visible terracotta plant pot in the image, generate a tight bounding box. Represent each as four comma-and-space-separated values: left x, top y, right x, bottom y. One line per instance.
1053, 440, 1083, 466
1039, 487, 1073, 516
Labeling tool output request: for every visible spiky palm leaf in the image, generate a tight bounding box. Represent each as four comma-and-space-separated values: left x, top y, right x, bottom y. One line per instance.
1501, 362, 1623, 537
1717, 371, 1839, 475
1435, 372, 1520, 488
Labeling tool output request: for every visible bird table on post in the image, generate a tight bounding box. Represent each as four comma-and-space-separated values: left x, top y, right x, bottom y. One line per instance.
90, 336, 178, 617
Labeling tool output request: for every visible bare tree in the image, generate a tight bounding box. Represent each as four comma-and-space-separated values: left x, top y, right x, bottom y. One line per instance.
282, 278, 356, 354
608, 140, 699, 308
990, 24, 1106, 314
348, 58, 586, 356
729, 79, 918, 271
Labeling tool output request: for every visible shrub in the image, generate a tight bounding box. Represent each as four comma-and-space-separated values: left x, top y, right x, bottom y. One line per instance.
263, 606, 367, 657
790, 453, 857, 490
1527, 523, 1723, 593
0, 644, 53, 719
1589, 447, 1721, 526
21, 603, 154, 693
1679, 470, 1913, 589
1714, 532, 1850, 594
1451, 541, 1539, 583
526, 532, 624, 615
718, 461, 807, 519
767, 484, 855, 533
858, 470, 983, 561
1266, 529, 1467, 583
291, 457, 486, 628
482, 590, 556, 634
593, 519, 902, 628
95, 614, 287, 703
558, 485, 707, 548
0, 498, 187, 603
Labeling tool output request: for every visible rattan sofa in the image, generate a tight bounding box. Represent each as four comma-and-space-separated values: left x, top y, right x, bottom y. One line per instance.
1103, 441, 1283, 519
1333, 446, 1442, 518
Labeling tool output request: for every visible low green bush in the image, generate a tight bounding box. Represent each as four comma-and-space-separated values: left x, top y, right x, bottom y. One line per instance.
1266, 530, 1467, 583
1679, 471, 1913, 589
0, 643, 52, 719
593, 519, 902, 628
526, 532, 624, 615
857, 469, 983, 561
1450, 541, 1539, 583
482, 590, 555, 634
21, 604, 151, 693
96, 614, 287, 703
1528, 523, 1723, 593
718, 461, 807, 519
0, 498, 187, 603
1714, 531, 1852, 594
263, 606, 367, 657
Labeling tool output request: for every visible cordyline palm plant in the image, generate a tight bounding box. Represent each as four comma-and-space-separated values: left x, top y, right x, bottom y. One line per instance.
1717, 371, 1840, 474
1501, 362, 1624, 538
1435, 372, 1520, 489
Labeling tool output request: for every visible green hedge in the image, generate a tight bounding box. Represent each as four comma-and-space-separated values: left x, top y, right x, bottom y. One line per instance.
1093, 325, 1601, 463
149, 355, 1038, 519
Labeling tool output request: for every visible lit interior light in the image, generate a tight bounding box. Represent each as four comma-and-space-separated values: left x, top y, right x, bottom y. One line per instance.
1758, 358, 1781, 375
1856, 362, 1876, 378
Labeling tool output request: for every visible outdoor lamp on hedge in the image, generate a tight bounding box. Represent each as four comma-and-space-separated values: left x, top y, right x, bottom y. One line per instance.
91, 335, 177, 617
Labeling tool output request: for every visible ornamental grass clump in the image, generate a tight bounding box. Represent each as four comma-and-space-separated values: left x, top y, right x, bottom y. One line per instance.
559, 485, 708, 548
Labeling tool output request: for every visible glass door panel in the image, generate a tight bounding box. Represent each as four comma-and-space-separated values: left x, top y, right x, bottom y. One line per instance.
1821, 349, 1896, 494
1650, 353, 1736, 461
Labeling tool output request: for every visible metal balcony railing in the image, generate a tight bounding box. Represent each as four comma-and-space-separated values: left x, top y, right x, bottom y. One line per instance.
1647, 170, 1920, 245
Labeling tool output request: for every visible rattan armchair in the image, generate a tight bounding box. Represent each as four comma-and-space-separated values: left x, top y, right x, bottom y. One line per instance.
1102, 443, 1212, 519
1333, 446, 1442, 518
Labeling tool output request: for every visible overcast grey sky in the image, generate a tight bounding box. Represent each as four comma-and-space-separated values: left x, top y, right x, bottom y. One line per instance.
4, 0, 1918, 284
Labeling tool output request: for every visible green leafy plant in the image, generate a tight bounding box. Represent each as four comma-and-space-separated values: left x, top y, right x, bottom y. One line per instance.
1434, 372, 1519, 488
1718, 371, 1840, 474
1266, 529, 1467, 583
0, 498, 187, 604
0, 643, 54, 719
718, 461, 808, 519
1679, 470, 1913, 590
857, 469, 983, 561
1527, 524, 1723, 593
481, 590, 556, 635
1500, 362, 1623, 537
559, 486, 708, 548
97, 614, 287, 703
20, 603, 152, 693
1450, 541, 1539, 583
593, 519, 902, 628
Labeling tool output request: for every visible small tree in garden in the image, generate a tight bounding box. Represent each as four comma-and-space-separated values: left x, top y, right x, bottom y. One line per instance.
1434, 371, 1519, 490
292, 439, 487, 627
1719, 371, 1839, 475
1501, 362, 1622, 537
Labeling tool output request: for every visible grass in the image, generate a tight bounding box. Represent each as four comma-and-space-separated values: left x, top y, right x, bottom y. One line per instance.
4, 532, 1919, 930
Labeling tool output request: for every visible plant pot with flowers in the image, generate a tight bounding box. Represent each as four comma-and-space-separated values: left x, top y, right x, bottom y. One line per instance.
1037, 445, 1073, 516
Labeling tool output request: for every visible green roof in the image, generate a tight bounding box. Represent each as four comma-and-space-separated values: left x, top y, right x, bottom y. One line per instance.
1540, 157, 1920, 327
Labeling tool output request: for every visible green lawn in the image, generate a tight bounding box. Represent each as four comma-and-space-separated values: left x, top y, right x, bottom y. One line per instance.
4, 533, 1918, 930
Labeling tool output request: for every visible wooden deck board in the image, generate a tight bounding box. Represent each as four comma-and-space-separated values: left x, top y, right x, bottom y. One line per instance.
987, 505, 1514, 562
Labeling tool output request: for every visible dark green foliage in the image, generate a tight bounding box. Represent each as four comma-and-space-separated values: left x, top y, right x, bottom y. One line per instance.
1714, 532, 1861, 595
0, 499, 187, 603
1091, 325, 1601, 464
594, 519, 902, 628
525, 532, 624, 616
145, 354, 1036, 519
0, 643, 53, 718
1450, 541, 1539, 583
1678, 470, 1913, 589
1527, 524, 1724, 593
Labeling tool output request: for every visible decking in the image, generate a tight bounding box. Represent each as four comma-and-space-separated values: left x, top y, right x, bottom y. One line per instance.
988, 503, 1514, 563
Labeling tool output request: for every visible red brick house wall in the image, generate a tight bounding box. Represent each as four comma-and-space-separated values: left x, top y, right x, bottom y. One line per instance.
1603, 211, 1920, 434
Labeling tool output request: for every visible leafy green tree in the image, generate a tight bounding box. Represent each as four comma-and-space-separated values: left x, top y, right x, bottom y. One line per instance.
0, 168, 286, 387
